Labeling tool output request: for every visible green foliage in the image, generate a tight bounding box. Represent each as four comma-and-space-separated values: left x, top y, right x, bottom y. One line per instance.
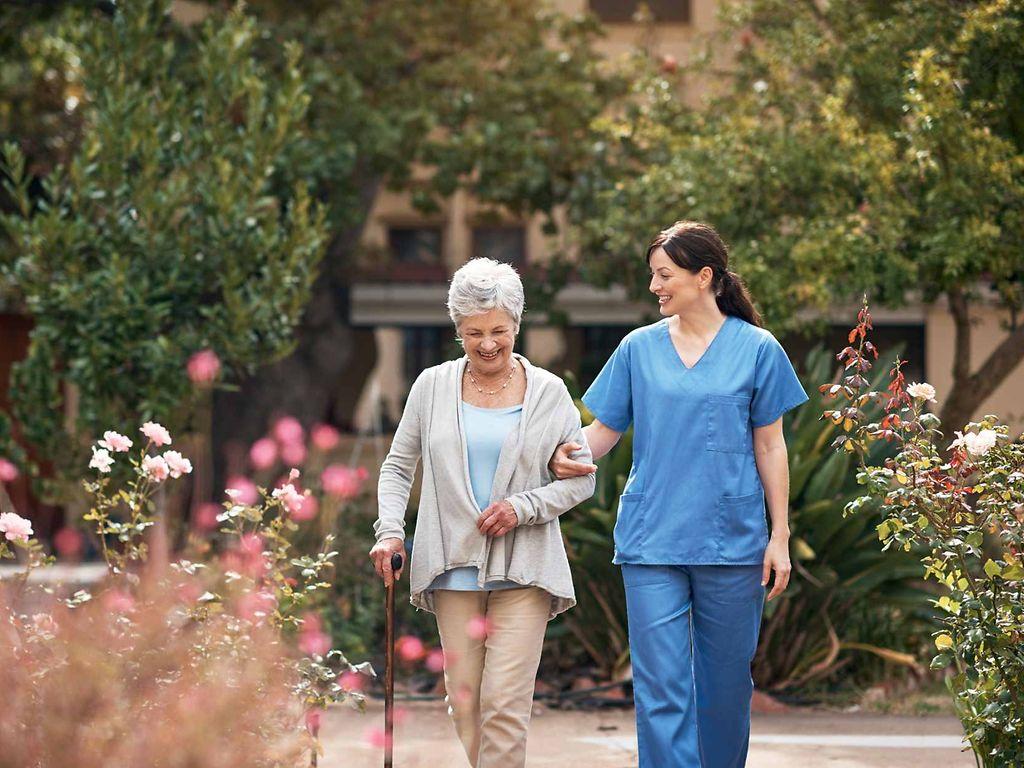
824, 304, 1024, 766
553, 372, 630, 679
566, 0, 1024, 320
0, 1, 327, 499
242, 0, 625, 236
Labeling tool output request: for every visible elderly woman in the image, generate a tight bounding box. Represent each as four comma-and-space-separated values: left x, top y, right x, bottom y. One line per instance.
369, 257, 595, 768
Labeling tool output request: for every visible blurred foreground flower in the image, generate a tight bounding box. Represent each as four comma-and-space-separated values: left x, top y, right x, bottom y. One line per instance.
0, 458, 18, 482
187, 349, 221, 384
0, 579, 306, 768
0, 512, 33, 543
321, 464, 368, 500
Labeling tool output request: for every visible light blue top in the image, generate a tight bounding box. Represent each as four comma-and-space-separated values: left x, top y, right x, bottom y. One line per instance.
429, 401, 524, 591
582, 315, 808, 566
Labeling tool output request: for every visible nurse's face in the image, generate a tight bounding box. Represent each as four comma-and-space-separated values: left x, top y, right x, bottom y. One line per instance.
458, 308, 517, 375
648, 247, 713, 316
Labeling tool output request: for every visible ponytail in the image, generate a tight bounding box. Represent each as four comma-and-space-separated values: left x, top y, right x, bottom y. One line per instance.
716, 270, 762, 327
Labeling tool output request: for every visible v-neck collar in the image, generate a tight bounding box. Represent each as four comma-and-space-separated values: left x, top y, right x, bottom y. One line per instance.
661, 314, 734, 373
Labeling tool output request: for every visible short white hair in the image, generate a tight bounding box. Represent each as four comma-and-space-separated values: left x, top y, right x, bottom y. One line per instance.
447, 258, 525, 333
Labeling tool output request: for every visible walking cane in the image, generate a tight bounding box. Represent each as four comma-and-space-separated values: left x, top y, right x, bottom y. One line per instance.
384, 551, 403, 768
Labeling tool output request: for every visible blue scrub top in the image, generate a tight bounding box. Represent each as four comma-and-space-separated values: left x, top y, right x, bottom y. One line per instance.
582, 315, 808, 566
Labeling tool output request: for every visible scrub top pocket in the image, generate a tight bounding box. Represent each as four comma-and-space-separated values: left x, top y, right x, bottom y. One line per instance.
706, 394, 753, 454
614, 492, 646, 560
715, 492, 768, 562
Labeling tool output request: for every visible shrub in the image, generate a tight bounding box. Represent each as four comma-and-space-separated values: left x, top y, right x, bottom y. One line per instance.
822, 302, 1024, 765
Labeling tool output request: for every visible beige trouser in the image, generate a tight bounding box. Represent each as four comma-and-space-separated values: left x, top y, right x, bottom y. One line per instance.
433, 587, 551, 768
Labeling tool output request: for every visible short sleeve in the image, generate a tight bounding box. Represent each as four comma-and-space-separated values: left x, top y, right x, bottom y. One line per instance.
750, 335, 808, 428
582, 336, 633, 432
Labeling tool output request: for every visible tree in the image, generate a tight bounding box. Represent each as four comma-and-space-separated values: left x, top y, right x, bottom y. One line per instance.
0, 0, 326, 499
563, 0, 1024, 433
208, 0, 625, 460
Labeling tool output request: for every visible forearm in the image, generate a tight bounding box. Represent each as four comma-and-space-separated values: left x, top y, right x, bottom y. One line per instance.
582, 421, 621, 461
509, 472, 597, 526
373, 408, 422, 542
754, 439, 790, 539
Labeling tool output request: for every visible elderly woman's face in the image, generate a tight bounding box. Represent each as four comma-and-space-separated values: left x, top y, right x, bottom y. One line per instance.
459, 308, 517, 373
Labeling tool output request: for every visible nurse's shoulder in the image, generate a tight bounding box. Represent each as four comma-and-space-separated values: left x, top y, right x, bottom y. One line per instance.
615, 319, 669, 354
730, 315, 784, 358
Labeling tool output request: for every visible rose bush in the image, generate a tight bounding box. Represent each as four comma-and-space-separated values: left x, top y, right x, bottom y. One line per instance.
0, 422, 374, 765
822, 303, 1024, 765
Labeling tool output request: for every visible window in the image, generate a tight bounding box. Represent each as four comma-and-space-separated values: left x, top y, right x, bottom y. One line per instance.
388, 227, 442, 266
588, 0, 690, 23
473, 226, 527, 270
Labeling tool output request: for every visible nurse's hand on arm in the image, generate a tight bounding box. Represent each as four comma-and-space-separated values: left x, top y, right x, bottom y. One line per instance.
548, 420, 622, 480
753, 417, 792, 601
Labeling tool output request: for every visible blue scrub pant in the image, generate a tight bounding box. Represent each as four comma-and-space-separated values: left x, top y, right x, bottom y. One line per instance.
622, 564, 765, 768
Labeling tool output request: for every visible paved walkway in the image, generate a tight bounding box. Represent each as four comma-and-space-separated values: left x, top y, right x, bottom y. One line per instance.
320, 700, 975, 767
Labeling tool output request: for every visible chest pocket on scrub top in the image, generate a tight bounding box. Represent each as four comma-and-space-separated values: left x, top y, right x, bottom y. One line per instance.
706, 394, 753, 453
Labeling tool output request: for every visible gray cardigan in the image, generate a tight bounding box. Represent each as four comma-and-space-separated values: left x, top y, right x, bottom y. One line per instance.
373, 354, 596, 619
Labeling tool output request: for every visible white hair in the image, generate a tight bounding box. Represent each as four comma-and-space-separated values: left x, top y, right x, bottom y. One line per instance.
447, 258, 525, 333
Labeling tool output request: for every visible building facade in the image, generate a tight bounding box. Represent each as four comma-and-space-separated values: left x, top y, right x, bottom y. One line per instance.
348, 0, 1024, 436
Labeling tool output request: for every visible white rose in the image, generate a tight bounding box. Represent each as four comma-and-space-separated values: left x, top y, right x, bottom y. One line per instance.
951, 429, 999, 458
906, 382, 937, 403
89, 447, 114, 473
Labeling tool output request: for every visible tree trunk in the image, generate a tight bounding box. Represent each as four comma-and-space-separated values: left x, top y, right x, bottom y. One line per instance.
939, 288, 1024, 434
209, 178, 382, 492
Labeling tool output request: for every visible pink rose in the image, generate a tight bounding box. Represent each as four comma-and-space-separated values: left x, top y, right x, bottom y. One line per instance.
162, 450, 193, 479
271, 482, 306, 516
140, 421, 172, 447
0, 512, 33, 543
141, 454, 170, 482
249, 437, 278, 470
321, 464, 368, 500
224, 476, 259, 505
311, 424, 340, 452
290, 494, 318, 522
272, 416, 304, 446
53, 526, 84, 558
222, 533, 268, 578
89, 447, 114, 473
396, 635, 425, 662
98, 430, 133, 452
280, 441, 307, 467
187, 349, 221, 384
425, 648, 446, 673
0, 458, 19, 483
193, 502, 222, 532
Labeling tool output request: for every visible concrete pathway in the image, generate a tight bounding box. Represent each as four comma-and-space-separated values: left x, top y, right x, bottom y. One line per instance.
319, 700, 976, 767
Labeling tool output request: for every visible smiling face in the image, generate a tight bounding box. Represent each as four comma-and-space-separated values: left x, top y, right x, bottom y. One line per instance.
648, 246, 713, 317
458, 308, 517, 375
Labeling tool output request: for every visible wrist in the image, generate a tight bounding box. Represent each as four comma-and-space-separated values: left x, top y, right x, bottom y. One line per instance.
770, 527, 790, 540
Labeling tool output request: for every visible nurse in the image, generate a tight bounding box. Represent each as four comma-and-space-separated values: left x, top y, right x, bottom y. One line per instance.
549, 220, 807, 767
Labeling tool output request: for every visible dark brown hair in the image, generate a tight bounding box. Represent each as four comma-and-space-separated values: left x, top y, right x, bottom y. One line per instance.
644, 220, 763, 327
